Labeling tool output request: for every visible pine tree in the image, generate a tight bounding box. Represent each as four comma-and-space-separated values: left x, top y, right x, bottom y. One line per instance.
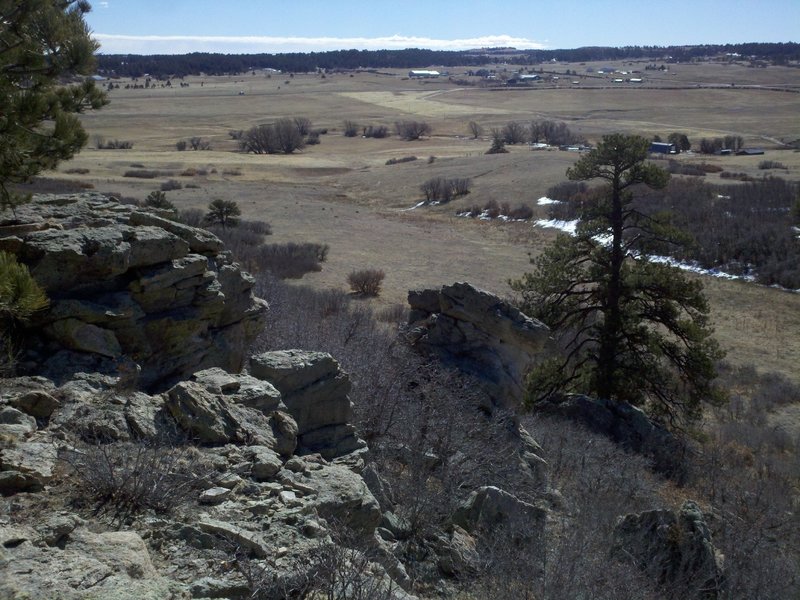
0, 0, 108, 213
205, 199, 241, 229
511, 134, 725, 425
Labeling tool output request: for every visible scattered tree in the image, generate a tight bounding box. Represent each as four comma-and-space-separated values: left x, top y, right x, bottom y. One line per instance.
343, 120, 359, 137
204, 199, 241, 229
468, 121, 484, 139
0, 0, 109, 212
486, 129, 508, 154
189, 136, 212, 151
395, 120, 432, 140
667, 132, 691, 152
240, 120, 305, 154
502, 121, 528, 145
510, 134, 725, 425
420, 177, 471, 203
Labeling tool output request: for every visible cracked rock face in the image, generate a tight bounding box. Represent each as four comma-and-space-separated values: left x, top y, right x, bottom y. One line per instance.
407, 282, 551, 408
1, 193, 267, 389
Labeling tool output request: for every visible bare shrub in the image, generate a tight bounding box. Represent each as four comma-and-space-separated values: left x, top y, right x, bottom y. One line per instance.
96, 137, 134, 149
385, 156, 417, 165
376, 303, 408, 324
363, 125, 389, 138
507, 204, 534, 220
175, 140, 187, 151
293, 117, 312, 136
305, 131, 320, 145
420, 177, 471, 203
222, 168, 242, 176
501, 121, 528, 145
189, 136, 212, 151
253, 242, 329, 279
343, 120, 359, 137
347, 269, 385, 296
177, 208, 204, 227
64, 167, 90, 174
180, 168, 197, 176
241, 120, 305, 154
395, 120, 431, 140
759, 159, 787, 170
160, 179, 182, 191
124, 169, 172, 179
529, 120, 585, 146
66, 438, 210, 523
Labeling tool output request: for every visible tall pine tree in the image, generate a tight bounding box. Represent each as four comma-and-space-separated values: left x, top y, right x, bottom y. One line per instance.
0, 0, 108, 212
511, 134, 725, 425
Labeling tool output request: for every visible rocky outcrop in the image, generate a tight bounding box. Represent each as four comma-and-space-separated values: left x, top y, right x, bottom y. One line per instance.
0, 522, 183, 599
612, 500, 724, 599
250, 350, 366, 459
2, 193, 267, 389
452, 485, 548, 543
537, 394, 688, 479
407, 282, 550, 407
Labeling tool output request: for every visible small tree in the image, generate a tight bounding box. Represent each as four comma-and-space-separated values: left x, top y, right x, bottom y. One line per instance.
668, 132, 691, 152
510, 134, 725, 425
145, 190, 175, 210
343, 120, 359, 137
468, 121, 484, 139
395, 120, 432, 141
347, 269, 385, 296
205, 199, 241, 229
486, 129, 508, 154
0, 251, 48, 369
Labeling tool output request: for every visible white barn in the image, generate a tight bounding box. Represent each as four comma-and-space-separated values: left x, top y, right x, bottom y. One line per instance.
408, 70, 440, 78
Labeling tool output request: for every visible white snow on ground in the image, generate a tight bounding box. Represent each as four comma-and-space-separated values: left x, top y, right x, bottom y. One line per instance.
402, 201, 427, 211
537, 196, 562, 205
534, 218, 758, 283
535, 218, 579, 234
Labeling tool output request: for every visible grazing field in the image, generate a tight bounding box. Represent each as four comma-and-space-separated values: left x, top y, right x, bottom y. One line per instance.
42, 61, 800, 381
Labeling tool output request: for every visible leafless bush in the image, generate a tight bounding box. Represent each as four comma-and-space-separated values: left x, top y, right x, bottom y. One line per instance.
759, 160, 787, 170
64, 167, 90, 174
160, 179, 182, 191
468, 120, 483, 139
240, 119, 306, 154
222, 168, 242, 176
343, 120, 359, 137
66, 438, 210, 523
507, 204, 534, 220
420, 177, 471, 203
385, 156, 417, 165
175, 140, 187, 151
376, 303, 408, 324
124, 169, 172, 179
96, 137, 134, 150
529, 120, 585, 146
347, 269, 385, 296
395, 120, 432, 140
501, 121, 528, 144
250, 242, 329, 279
293, 117, 312, 136
189, 136, 212, 151
363, 125, 389, 138
177, 208, 204, 227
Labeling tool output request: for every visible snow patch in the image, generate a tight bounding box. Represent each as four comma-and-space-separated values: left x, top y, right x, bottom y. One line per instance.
537, 196, 562, 205
535, 219, 579, 234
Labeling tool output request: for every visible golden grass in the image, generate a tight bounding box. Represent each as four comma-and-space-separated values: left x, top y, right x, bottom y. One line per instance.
43, 64, 800, 382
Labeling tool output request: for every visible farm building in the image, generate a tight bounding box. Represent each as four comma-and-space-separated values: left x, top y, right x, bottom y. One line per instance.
736, 148, 765, 156
408, 70, 440, 78
650, 142, 677, 154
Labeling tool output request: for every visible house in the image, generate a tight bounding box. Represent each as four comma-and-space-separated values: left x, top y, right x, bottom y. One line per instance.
408, 70, 440, 79
736, 148, 765, 156
650, 142, 677, 154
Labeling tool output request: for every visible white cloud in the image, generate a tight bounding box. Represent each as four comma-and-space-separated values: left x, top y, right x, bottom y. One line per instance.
98, 1, 109, 7
92, 33, 546, 55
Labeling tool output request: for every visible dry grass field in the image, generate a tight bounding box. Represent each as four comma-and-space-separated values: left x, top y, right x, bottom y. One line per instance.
43, 60, 800, 382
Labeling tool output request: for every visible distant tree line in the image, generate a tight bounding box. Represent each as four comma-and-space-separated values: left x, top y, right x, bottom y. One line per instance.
96, 43, 800, 78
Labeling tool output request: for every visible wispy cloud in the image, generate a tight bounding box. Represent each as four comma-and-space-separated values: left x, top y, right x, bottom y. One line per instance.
92, 33, 546, 55
98, 1, 109, 7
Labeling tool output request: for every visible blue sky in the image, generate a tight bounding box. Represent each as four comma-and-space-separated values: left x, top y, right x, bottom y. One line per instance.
87, 0, 800, 55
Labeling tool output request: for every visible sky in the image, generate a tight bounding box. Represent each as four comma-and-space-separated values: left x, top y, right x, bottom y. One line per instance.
86, 0, 800, 55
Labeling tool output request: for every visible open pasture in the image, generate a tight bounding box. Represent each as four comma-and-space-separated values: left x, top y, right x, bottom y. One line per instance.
48, 63, 800, 380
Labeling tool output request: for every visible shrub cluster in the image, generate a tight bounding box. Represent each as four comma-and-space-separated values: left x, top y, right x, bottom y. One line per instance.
758, 160, 787, 170
362, 125, 389, 138
160, 179, 182, 191
123, 169, 174, 179
96, 138, 133, 149
420, 177, 471, 203
462, 201, 533, 220
699, 135, 743, 154
385, 156, 417, 165
239, 118, 306, 154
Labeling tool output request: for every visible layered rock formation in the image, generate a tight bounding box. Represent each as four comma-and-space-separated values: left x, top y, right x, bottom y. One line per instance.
1, 193, 267, 389
407, 282, 550, 407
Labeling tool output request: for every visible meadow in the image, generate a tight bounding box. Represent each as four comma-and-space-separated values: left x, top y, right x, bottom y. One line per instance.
47, 59, 800, 382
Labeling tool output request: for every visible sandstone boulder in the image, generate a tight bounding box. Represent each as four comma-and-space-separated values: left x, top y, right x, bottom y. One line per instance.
250, 350, 366, 459
612, 500, 724, 599
407, 282, 550, 407
452, 485, 548, 543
